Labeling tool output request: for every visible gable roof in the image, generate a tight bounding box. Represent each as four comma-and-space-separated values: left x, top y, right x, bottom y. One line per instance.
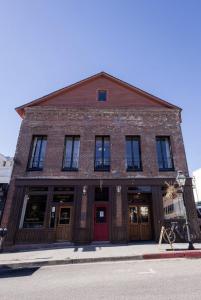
15, 71, 181, 117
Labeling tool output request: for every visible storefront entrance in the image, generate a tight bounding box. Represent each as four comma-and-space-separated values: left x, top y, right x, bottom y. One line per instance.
128, 189, 153, 241
56, 205, 73, 241
93, 203, 109, 241
128, 204, 152, 240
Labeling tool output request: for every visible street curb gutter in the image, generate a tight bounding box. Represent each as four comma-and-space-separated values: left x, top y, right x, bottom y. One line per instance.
0, 255, 143, 270
1, 251, 201, 270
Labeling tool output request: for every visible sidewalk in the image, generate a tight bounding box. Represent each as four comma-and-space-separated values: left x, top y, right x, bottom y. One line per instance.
1, 242, 201, 270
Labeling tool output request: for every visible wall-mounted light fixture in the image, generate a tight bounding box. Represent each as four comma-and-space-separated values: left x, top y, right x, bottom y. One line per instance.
83, 185, 87, 196
116, 185, 121, 193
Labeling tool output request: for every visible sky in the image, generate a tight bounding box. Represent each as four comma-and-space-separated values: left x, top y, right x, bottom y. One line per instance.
0, 0, 201, 174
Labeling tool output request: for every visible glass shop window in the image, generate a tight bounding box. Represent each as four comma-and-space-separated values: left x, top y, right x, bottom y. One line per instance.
23, 195, 47, 228
53, 194, 74, 203
54, 187, 74, 192
28, 186, 48, 192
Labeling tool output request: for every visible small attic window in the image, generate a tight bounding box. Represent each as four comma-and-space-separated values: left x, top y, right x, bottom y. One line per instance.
98, 90, 107, 101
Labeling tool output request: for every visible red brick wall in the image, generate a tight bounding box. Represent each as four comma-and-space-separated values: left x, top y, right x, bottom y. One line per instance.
2, 77, 189, 227
33, 77, 168, 109
10, 106, 188, 181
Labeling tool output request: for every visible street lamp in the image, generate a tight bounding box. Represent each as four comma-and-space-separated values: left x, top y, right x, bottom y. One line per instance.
176, 170, 195, 250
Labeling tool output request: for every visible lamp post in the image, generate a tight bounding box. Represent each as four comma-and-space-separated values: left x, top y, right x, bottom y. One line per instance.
176, 170, 195, 250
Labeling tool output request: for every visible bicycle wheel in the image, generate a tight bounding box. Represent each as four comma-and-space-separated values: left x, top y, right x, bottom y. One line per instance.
163, 228, 176, 243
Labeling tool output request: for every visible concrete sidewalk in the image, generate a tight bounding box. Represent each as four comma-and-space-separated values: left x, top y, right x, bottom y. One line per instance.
0, 242, 201, 269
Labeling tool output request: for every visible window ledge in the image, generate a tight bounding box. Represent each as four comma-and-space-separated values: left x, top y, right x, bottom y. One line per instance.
62, 168, 79, 172
159, 168, 175, 172
126, 168, 143, 172
27, 168, 43, 172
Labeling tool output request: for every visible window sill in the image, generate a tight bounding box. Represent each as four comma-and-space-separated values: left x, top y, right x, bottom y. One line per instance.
27, 168, 43, 172
94, 168, 110, 172
62, 168, 79, 172
159, 168, 175, 172
126, 168, 143, 172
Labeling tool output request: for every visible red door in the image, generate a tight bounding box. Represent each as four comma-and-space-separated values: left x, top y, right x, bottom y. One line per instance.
93, 203, 109, 241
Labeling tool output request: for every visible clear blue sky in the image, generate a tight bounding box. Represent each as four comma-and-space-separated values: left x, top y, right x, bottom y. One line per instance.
0, 0, 200, 174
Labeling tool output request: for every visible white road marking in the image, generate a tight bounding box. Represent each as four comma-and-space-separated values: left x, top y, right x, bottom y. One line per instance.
138, 268, 156, 274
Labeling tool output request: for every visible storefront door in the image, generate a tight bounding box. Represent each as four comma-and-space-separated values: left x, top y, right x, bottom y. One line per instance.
128, 205, 152, 241
56, 206, 72, 241
93, 203, 109, 241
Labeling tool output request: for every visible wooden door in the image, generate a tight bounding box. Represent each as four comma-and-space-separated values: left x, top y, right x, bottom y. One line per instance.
129, 205, 152, 241
139, 205, 152, 240
93, 203, 109, 241
56, 206, 72, 241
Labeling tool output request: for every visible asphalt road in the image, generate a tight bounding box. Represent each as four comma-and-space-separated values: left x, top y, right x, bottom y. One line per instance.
0, 259, 201, 300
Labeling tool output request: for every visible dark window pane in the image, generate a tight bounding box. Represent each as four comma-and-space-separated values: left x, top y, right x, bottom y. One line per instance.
72, 138, 80, 169
29, 136, 47, 170
98, 90, 107, 101
156, 137, 173, 170
96, 207, 106, 223
28, 186, 48, 192
59, 208, 71, 224
54, 187, 74, 192
64, 138, 73, 168
53, 194, 74, 202
126, 136, 141, 171
23, 195, 47, 228
63, 136, 80, 170
95, 136, 110, 171
129, 207, 138, 223
95, 187, 109, 201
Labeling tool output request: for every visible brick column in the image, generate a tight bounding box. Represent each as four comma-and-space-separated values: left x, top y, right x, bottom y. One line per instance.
80, 186, 88, 229
116, 185, 122, 227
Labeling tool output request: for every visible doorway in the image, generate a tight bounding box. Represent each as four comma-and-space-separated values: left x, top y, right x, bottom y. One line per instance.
128, 204, 152, 240
93, 203, 109, 241
56, 205, 73, 241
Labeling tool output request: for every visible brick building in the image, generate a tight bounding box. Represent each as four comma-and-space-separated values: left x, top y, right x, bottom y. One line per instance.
0, 154, 13, 224
1, 72, 199, 245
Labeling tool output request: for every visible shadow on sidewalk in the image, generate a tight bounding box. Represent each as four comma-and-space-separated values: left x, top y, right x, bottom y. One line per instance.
0, 267, 39, 278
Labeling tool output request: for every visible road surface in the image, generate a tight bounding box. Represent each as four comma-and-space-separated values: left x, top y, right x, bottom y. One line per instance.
0, 259, 201, 299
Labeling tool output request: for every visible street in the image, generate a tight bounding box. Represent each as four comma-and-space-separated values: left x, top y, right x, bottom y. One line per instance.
0, 259, 201, 299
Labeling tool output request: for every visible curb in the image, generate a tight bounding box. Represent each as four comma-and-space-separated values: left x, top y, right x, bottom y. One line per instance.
1, 251, 201, 270
143, 250, 201, 260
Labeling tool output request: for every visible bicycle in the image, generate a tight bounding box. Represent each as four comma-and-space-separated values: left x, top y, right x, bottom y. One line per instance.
162, 221, 196, 244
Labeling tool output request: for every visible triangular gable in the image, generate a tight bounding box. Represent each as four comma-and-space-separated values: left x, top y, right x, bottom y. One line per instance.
16, 72, 181, 117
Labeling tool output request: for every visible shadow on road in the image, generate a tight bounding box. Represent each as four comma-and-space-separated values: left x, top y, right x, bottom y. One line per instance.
0, 267, 39, 278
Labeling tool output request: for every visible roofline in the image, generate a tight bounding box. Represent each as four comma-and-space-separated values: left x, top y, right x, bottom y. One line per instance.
15, 71, 181, 117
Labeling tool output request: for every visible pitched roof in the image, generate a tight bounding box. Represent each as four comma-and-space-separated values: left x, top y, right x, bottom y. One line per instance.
15, 71, 181, 117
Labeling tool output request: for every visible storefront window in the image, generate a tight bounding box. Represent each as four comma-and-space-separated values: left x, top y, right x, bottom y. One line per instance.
23, 195, 47, 228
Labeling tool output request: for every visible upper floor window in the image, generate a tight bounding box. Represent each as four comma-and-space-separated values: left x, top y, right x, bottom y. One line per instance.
126, 136, 142, 171
63, 136, 80, 171
156, 136, 174, 171
98, 90, 107, 101
94, 136, 110, 171
28, 136, 47, 171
